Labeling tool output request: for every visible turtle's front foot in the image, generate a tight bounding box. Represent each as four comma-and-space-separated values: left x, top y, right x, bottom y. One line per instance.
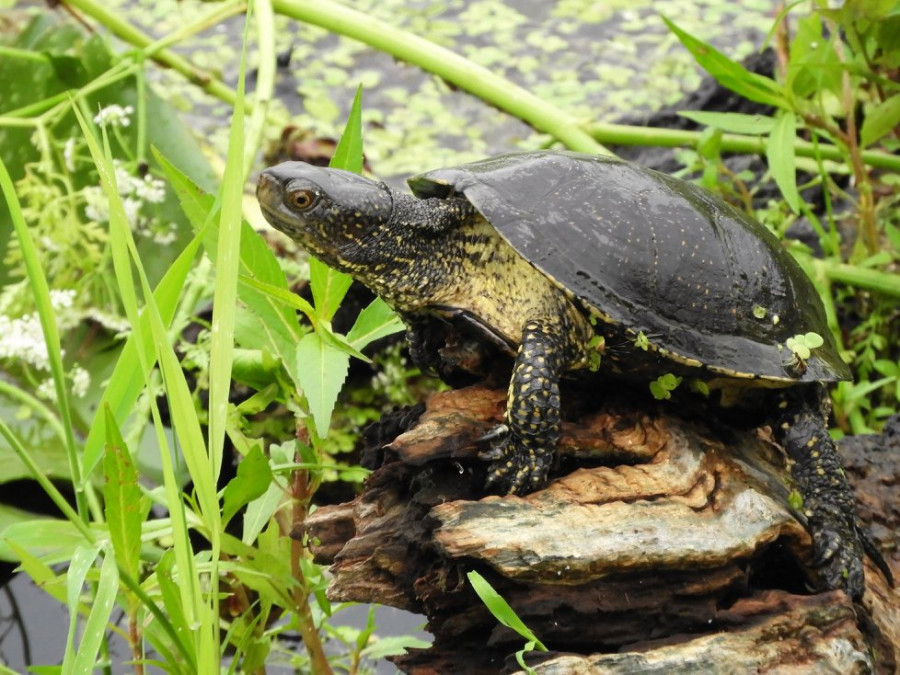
805, 500, 866, 600
481, 425, 552, 495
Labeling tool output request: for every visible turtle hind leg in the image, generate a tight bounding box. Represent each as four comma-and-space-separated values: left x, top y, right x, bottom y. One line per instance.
774, 384, 874, 600
484, 319, 565, 495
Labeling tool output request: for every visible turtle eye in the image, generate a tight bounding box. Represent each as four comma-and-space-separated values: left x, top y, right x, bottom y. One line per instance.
287, 189, 317, 211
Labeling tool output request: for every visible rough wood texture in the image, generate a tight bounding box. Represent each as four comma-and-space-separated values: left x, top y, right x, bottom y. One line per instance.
299, 386, 899, 674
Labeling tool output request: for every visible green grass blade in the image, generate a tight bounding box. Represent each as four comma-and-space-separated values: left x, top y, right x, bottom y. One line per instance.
73, 103, 205, 658
0, 155, 87, 520
62, 544, 102, 669
70, 551, 119, 675
467, 571, 547, 652
82, 227, 205, 479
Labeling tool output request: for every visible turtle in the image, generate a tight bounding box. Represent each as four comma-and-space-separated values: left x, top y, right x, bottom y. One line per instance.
256, 150, 889, 600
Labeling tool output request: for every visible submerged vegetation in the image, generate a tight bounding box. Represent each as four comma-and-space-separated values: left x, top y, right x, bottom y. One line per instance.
0, 0, 897, 671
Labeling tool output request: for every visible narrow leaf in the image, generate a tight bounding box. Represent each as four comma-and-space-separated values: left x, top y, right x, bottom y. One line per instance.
677, 111, 775, 135
767, 111, 801, 213
70, 551, 119, 674
307, 84, 365, 321
663, 17, 786, 108
295, 332, 350, 435
467, 571, 547, 651
103, 404, 148, 584
330, 84, 364, 174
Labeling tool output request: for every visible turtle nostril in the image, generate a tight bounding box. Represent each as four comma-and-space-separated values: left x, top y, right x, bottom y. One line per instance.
256, 171, 281, 199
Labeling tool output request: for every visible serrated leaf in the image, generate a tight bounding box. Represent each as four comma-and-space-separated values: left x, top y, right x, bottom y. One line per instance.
678, 111, 775, 135
295, 332, 350, 435
347, 297, 406, 350
663, 17, 786, 108
467, 571, 547, 651
860, 96, 900, 148
766, 112, 800, 213
103, 404, 148, 584
222, 445, 273, 527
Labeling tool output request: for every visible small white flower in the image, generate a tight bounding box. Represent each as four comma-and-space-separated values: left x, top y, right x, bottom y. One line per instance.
93, 104, 134, 128
64, 137, 77, 172
70, 365, 90, 398
36, 378, 56, 401
134, 174, 166, 204
49, 289, 76, 311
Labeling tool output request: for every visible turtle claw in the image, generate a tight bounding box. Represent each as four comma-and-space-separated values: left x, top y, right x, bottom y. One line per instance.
482, 433, 551, 496
806, 504, 866, 601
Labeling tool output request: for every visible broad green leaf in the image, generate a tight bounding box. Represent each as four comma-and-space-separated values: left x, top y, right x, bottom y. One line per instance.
103, 404, 148, 584
678, 111, 775, 135
467, 570, 547, 651
70, 551, 118, 675
347, 297, 406, 350
663, 17, 787, 108
222, 445, 273, 526
766, 112, 801, 213
861, 96, 900, 148
295, 332, 350, 435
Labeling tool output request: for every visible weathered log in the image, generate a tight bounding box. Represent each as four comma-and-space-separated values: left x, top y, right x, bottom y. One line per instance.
298, 386, 899, 673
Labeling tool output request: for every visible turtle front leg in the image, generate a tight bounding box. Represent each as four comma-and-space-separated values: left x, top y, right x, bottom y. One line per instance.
774, 385, 882, 601
485, 319, 566, 495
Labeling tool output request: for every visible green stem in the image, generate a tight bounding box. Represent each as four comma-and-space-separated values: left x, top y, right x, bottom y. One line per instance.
585, 122, 900, 172
62, 0, 246, 108
797, 254, 900, 298
271, 0, 608, 155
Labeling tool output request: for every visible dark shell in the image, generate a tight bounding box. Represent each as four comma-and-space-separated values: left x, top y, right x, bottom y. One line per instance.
408, 151, 850, 383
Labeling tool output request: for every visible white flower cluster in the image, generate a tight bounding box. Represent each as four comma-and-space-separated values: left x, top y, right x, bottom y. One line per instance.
0, 289, 91, 399
93, 104, 134, 128
83, 161, 176, 245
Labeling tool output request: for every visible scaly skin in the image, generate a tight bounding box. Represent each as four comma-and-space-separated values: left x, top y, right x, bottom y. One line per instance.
774, 385, 890, 600
256, 161, 884, 600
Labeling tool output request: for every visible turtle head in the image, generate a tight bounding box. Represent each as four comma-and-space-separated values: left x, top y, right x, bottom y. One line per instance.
257, 162, 393, 273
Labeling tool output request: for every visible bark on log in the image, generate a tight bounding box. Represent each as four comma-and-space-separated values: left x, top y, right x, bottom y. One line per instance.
298, 386, 899, 674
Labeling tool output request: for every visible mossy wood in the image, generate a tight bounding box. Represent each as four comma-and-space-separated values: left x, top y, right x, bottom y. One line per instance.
299, 387, 900, 674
